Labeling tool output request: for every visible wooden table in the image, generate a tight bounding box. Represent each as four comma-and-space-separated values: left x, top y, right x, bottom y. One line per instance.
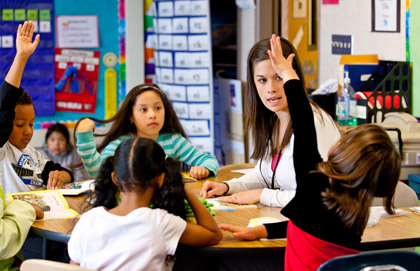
31, 163, 420, 255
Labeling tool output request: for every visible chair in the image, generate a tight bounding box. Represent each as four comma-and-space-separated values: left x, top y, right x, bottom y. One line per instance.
371, 181, 419, 208
317, 250, 420, 271
21, 259, 96, 271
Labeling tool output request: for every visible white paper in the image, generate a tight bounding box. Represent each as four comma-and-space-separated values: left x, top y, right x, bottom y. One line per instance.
174, 1, 191, 16
190, 137, 213, 153
190, 1, 208, 16
180, 120, 210, 136
186, 69, 209, 84
187, 86, 210, 102
189, 17, 208, 33
40, 20, 51, 33
174, 69, 188, 84
56, 16, 99, 48
172, 102, 189, 118
175, 52, 190, 67
189, 103, 212, 119
293, 0, 307, 19
160, 84, 186, 101
59, 180, 95, 196
160, 68, 174, 83
172, 35, 188, 51
158, 34, 173, 50
157, 18, 172, 34
235, 0, 256, 9
1, 35, 13, 48
188, 35, 209, 51
374, 0, 398, 31
172, 18, 189, 33
159, 51, 173, 67
158, 1, 173, 17
189, 52, 210, 68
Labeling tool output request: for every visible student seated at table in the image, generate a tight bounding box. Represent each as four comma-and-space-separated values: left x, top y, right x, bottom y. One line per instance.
0, 184, 44, 270
219, 35, 401, 271
68, 137, 222, 271
39, 123, 89, 181
200, 35, 340, 207
75, 84, 218, 180
0, 21, 73, 196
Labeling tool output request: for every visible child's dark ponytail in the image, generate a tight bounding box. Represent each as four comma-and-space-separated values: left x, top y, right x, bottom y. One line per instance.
91, 156, 118, 209
153, 157, 187, 219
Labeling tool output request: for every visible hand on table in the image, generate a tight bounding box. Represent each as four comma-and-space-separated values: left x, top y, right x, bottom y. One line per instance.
16, 21, 40, 59
219, 224, 267, 240
47, 170, 71, 190
200, 181, 228, 198
189, 166, 210, 180
217, 189, 263, 205
30, 203, 44, 219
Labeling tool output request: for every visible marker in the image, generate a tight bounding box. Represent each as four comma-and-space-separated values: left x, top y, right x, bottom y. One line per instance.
219, 208, 234, 212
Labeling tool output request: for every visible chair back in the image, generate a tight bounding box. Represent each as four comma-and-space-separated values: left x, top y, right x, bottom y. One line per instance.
21, 259, 96, 271
317, 251, 420, 271
372, 181, 419, 208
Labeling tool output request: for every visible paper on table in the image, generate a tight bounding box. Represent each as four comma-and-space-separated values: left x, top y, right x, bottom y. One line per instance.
206, 198, 257, 209
181, 172, 197, 183
231, 168, 254, 175
367, 206, 411, 227
59, 179, 95, 196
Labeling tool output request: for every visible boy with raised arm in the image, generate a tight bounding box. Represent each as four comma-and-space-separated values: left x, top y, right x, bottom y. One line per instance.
0, 21, 73, 197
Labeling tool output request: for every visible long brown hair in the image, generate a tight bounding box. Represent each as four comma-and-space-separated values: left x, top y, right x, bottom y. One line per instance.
74, 84, 187, 153
245, 37, 323, 159
317, 124, 401, 236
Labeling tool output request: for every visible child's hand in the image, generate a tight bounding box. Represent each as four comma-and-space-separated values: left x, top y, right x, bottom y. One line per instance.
30, 203, 44, 219
189, 166, 210, 179
76, 118, 96, 133
267, 34, 298, 83
200, 181, 228, 198
16, 21, 40, 59
47, 170, 71, 190
219, 224, 268, 240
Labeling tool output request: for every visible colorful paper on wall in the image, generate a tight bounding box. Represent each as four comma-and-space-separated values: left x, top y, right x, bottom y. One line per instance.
54, 48, 100, 113
0, 0, 55, 116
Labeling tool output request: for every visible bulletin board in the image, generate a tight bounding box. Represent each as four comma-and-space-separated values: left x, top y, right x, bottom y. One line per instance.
152, 0, 214, 155
35, 0, 119, 125
0, 0, 55, 116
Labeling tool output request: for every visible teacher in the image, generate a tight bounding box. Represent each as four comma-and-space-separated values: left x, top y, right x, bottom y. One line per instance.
200, 37, 340, 207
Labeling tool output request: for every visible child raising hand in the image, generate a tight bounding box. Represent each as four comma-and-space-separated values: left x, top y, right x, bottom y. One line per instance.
220, 34, 401, 270
68, 137, 222, 270
0, 21, 73, 195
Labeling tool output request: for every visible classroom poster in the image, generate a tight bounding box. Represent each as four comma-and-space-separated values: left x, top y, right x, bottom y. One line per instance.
152, 0, 215, 155
54, 48, 100, 113
0, 0, 55, 116
56, 15, 99, 48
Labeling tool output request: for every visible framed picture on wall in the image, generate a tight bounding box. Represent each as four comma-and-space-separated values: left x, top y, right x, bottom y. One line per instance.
372, 0, 400, 32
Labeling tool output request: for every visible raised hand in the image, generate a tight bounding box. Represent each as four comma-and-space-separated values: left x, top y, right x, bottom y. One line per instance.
16, 21, 40, 59
267, 34, 298, 83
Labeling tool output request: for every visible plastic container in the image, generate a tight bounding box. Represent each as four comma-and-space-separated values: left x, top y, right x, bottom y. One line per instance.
336, 71, 357, 126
